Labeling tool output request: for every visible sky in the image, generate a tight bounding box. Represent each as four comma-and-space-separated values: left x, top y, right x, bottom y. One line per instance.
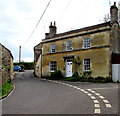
0, 0, 119, 62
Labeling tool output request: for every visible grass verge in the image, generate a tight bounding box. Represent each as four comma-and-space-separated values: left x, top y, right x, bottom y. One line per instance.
0, 81, 13, 99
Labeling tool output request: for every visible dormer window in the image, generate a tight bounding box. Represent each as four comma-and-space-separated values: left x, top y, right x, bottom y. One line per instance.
66, 41, 72, 51
50, 44, 56, 53
83, 38, 90, 48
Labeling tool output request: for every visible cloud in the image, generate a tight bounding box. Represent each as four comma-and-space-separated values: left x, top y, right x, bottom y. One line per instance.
0, 0, 119, 62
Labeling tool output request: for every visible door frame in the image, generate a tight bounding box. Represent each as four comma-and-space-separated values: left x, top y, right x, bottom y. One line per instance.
66, 59, 73, 77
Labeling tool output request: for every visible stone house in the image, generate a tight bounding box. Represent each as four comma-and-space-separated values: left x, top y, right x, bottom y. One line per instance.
0, 43, 14, 86
34, 2, 120, 80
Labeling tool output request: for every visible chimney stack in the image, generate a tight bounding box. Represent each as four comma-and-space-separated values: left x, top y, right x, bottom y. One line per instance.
110, 2, 118, 23
49, 21, 57, 38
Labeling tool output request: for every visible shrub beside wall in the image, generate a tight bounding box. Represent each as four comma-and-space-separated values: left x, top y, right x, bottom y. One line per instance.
14, 62, 34, 70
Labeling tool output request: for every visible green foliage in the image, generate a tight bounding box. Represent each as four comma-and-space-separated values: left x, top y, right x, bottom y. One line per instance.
73, 56, 81, 65
2, 65, 10, 71
94, 76, 112, 83
0, 82, 13, 98
65, 76, 81, 82
14, 62, 34, 70
41, 75, 50, 79
83, 71, 92, 78
7, 78, 11, 83
50, 70, 64, 80
73, 56, 81, 75
19, 64, 24, 69
72, 72, 79, 77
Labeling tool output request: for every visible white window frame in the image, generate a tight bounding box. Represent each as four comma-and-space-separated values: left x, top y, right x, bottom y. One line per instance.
66, 41, 72, 51
83, 58, 91, 71
50, 44, 56, 53
49, 61, 57, 72
83, 38, 90, 48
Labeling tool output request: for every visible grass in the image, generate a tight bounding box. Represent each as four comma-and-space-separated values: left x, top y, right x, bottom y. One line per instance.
0, 81, 13, 99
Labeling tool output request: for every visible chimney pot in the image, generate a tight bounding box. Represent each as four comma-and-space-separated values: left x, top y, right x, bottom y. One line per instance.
49, 21, 57, 38
114, 2, 116, 6
50, 22, 52, 26
54, 21, 56, 26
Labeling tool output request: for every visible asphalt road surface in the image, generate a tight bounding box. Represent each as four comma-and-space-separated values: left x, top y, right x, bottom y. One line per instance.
2, 70, 119, 115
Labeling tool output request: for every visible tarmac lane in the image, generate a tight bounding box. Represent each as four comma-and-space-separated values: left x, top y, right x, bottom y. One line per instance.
2, 70, 119, 115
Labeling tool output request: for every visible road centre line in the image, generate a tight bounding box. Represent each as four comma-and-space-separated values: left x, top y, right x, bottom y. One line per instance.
94, 104, 100, 108
46, 79, 114, 114
46, 80, 101, 114
94, 109, 101, 114
93, 100, 99, 103
90, 96, 96, 99
103, 100, 109, 103
105, 104, 112, 108
87, 89, 112, 108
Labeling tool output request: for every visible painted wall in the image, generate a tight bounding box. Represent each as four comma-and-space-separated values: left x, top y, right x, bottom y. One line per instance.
34, 54, 42, 78
112, 64, 120, 82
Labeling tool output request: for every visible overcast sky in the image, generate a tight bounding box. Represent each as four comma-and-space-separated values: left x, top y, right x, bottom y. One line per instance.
0, 0, 119, 62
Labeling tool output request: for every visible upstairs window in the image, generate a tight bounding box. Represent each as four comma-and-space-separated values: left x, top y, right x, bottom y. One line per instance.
49, 61, 57, 72
66, 41, 72, 51
83, 58, 91, 71
84, 38, 90, 48
50, 44, 56, 53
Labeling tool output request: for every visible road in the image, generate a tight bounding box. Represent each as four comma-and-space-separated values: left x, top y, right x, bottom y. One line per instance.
2, 70, 119, 115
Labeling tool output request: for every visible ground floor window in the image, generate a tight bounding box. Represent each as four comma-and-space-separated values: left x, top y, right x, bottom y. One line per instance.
49, 61, 57, 72
83, 58, 90, 71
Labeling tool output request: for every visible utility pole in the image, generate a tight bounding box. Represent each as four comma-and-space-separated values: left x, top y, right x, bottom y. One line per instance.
109, 0, 111, 6
19, 46, 21, 63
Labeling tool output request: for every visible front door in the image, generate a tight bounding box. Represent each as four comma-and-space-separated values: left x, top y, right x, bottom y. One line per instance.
66, 60, 72, 77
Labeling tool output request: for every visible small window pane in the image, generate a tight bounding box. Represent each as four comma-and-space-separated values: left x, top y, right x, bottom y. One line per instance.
51, 44, 56, 53
50, 61, 57, 72
84, 38, 90, 48
66, 41, 72, 51
84, 59, 90, 71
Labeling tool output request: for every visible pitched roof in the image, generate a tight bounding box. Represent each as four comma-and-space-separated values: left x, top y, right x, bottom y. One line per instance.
43, 22, 111, 41
0, 43, 14, 59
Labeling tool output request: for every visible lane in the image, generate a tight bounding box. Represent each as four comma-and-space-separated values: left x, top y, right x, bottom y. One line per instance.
2, 71, 94, 114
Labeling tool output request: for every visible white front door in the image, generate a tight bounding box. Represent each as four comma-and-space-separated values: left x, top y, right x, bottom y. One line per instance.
66, 60, 72, 77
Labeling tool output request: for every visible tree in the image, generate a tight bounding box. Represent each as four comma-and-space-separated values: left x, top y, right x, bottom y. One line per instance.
103, 13, 110, 22
73, 56, 81, 76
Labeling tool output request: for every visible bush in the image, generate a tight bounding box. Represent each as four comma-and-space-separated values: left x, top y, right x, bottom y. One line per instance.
83, 71, 92, 78
50, 70, 64, 80
14, 62, 34, 70
41, 75, 50, 79
7, 78, 11, 83
65, 76, 81, 82
94, 76, 112, 83
72, 72, 79, 77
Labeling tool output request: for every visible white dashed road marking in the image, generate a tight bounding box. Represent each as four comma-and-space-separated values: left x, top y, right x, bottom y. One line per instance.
99, 96, 105, 99
103, 100, 109, 103
94, 104, 100, 108
46, 80, 113, 114
87, 93, 92, 96
93, 100, 99, 103
105, 104, 112, 108
87, 88, 112, 108
46, 80, 101, 114
94, 109, 101, 114
90, 96, 96, 99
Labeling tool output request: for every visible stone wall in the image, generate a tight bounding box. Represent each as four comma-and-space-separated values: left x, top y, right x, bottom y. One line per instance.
1, 68, 9, 86
0, 44, 14, 86
41, 26, 111, 78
